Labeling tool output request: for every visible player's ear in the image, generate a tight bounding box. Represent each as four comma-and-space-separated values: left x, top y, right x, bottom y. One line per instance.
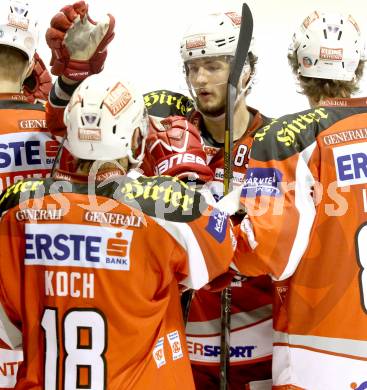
241, 63, 251, 90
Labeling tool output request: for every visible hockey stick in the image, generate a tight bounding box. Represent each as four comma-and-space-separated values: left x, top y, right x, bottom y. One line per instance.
181, 289, 194, 325
220, 4, 253, 389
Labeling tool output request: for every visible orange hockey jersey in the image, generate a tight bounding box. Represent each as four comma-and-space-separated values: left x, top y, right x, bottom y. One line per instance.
0, 173, 235, 390
237, 97, 367, 390
0, 93, 58, 389
46, 88, 274, 388
142, 90, 274, 389
0, 94, 58, 193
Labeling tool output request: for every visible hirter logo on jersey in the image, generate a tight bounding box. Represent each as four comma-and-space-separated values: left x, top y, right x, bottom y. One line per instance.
24, 224, 133, 271
242, 167, 283, 197
206, 210, 228, 243
333, 142, 367, 187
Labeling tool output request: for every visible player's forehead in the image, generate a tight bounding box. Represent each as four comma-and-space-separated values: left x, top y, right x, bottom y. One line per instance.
185, 55, 231, 67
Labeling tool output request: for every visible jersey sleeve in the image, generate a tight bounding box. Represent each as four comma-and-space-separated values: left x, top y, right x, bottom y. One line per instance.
45, 101, 66, 138
235, 112, 320, 281
152, 205, 235, 289
0, 208, 25, 388
0, 210, 24, 331
46, 76, 81, 138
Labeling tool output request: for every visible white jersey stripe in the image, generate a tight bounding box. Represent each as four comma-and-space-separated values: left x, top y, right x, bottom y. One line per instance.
186, 304, 272, 334
279, 141, 317, 280
274, 330, 367, 359
152, 217, 209, 289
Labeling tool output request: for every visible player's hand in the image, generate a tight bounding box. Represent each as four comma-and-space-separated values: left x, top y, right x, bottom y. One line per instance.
45, 1, 115, 81
146, 116, 213, 183
22, 53, 52, 103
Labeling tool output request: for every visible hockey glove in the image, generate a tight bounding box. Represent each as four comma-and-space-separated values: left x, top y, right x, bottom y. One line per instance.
23, 53, 53, 103
45, 1, 115, 81
146, 116, 213, 183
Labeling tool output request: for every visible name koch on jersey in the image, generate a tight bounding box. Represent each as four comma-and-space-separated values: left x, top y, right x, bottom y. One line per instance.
24, 224, 133, 271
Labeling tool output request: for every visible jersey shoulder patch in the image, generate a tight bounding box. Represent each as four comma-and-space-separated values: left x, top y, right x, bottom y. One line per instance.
143, 90, 194, 119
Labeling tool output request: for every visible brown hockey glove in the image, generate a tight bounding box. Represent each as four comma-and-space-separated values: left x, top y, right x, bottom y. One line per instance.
45, 1, 115, 81
23, 53, 53, 103
146, 116, 214, 183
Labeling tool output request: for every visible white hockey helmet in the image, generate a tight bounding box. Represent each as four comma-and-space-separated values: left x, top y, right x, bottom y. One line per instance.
180, 11, 253, 62
290, 11, 365, 81
64, 74, 149, 164
0, 0, 39, 64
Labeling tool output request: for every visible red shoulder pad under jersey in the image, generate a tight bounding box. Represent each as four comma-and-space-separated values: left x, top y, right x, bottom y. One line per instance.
23, 53, 52, 103
45, 101, 66, 138
145, 116, 213, 183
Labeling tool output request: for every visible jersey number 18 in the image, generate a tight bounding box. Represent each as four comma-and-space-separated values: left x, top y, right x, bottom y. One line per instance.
41, 308, 107, 390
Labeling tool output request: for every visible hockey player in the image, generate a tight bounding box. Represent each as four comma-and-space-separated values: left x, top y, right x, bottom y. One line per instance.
0, 72, 237, 390
169, 11, 273, 389
236, 11, 367, 389
0, 0, 56, 195
0, 0, 56, 387
287, 10, 365, 107
44, 5, 274, 388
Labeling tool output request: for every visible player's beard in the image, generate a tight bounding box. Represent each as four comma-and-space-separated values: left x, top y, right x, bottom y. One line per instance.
196, 93, 226, 118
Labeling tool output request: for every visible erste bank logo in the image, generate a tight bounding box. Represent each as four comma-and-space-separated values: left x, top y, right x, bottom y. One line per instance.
24, 224, 133, 271
333, 142, 367, 187
0, 132, 57, 173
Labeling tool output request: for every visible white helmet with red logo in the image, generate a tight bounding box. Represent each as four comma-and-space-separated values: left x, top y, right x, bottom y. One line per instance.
180, 11, 245, 62
290, 10, 365, 81
64, 74, 149, 164
0, 0, 39, 64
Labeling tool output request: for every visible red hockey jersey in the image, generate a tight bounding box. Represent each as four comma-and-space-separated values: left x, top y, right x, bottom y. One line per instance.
237, 97, 367, 389
0, 173, 235, 389
46, 89, 274, 389
0, 93, 58, 389
185, 107, 273, 390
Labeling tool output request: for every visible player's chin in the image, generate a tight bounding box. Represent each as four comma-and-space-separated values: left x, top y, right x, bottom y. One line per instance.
198, 102, 225, 117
